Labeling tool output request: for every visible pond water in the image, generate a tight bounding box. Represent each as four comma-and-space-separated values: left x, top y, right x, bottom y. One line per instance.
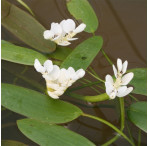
2, 0, 147, 145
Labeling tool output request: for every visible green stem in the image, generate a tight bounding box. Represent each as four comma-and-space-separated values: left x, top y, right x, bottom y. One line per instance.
16, 0, 35, 16
68, 81, 101, 91
102, 98, 125, 146
83, 78, 104, 90
80, 79, 101, 94
126, 121, 135, 143
85, 93, 109, 102
87, 70, 105, 83
89, 66, 99, 77
66, 92, 109, 102
129, 94, 139, 102
101, 49, 113, 65
82, 113, 135, 146
13, 66, 28, 84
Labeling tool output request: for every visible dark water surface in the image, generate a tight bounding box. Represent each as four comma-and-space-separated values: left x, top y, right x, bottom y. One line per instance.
2, 0, 147, 145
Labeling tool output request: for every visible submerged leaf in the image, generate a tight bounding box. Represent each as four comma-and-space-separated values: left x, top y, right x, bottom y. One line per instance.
127, 102, 147, 133
2, 84, 83, 123
67, 0, 98, 33
2, 0, 56, 53
2, 140, 27, 146
17, 119, 95, 146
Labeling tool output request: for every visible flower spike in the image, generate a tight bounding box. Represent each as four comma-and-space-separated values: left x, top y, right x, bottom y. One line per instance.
105, 58, 134, 99
34, 59, 85, 99
43, 19, 86, 46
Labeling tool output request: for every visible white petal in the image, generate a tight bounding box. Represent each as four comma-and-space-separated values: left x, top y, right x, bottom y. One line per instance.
44, 60, 53, 73
68, 67, 75, 73
46, 65, 60, 81
117, 86, 127, 97
76, 69, 85, 79
67, 67, 78, 80
60, 20, 66, 35
67, 38, 78, 41
112, 65, 117, 78
122, 61, 128, 74
105, 75, 114, 84
120, 87, 133, 97
121, 72, 134, 85
42, 74, 53, 81
54, 90, 64, 96
34, 59, 45, 73
47, 91, 59, 99
46, 83, 59, 90
109, 90, 117, 99
117, 58, 122, 72
51, 23, 62, 35
105, 82, 114, 95
57, 41, 71, 46
58, 68, 69, 83
43, 30, 54, 39
60, 20, 66, 27
62, 19, 76, 33
73, 23, 86, 33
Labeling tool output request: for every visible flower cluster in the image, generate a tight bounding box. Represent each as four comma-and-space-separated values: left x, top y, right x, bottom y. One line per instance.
34, 59, 85, 99
43, 19, 86, 46
105, 58, 134, 99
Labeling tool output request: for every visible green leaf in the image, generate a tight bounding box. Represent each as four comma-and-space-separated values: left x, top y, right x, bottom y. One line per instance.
17, 119, 95, 146
2, 0, 56, 53
2, 140, 27, 146
61, 36, 103, 70
2, 84, 82, 123
128, 68, 147, 96
127, 102, 147, 133
67, 0, 98, 33
48, 46, 72, 61
2, 40, 48, 65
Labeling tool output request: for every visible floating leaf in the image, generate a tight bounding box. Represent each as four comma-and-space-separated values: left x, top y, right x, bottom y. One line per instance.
67, 0, 98, 33
127, 102, 147, 133
2, 0, 56, 53
48, 46, 72, 61
17, 119, 95, 146
129, 68, 147, 96
2, 40, 48, 65
2, 84, 82, 123
61, 36, 103, 70
2, 140, 27, 146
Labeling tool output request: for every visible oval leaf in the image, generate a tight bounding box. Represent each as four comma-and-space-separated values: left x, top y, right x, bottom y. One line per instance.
67, 0, 98, 33
2, 84, 82, 123
2, 0, 56, 53
2, 40, 48, 65
48, 46, 72, 61
129, 68, 147, 96
2, 140, 27, 146
17, 119, 95, 146
61, 36, 103, 70
127, 102, 147, 133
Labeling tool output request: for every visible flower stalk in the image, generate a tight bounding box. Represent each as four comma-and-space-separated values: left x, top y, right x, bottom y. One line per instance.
82, 112, 135, 146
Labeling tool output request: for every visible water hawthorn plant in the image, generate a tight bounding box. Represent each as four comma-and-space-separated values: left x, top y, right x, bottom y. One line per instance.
2, 0, 146, 146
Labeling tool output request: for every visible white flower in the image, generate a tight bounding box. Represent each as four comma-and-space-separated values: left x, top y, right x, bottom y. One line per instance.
43, 19, 86, 46
34, 59, 85, 99
105, 58, 134, 99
